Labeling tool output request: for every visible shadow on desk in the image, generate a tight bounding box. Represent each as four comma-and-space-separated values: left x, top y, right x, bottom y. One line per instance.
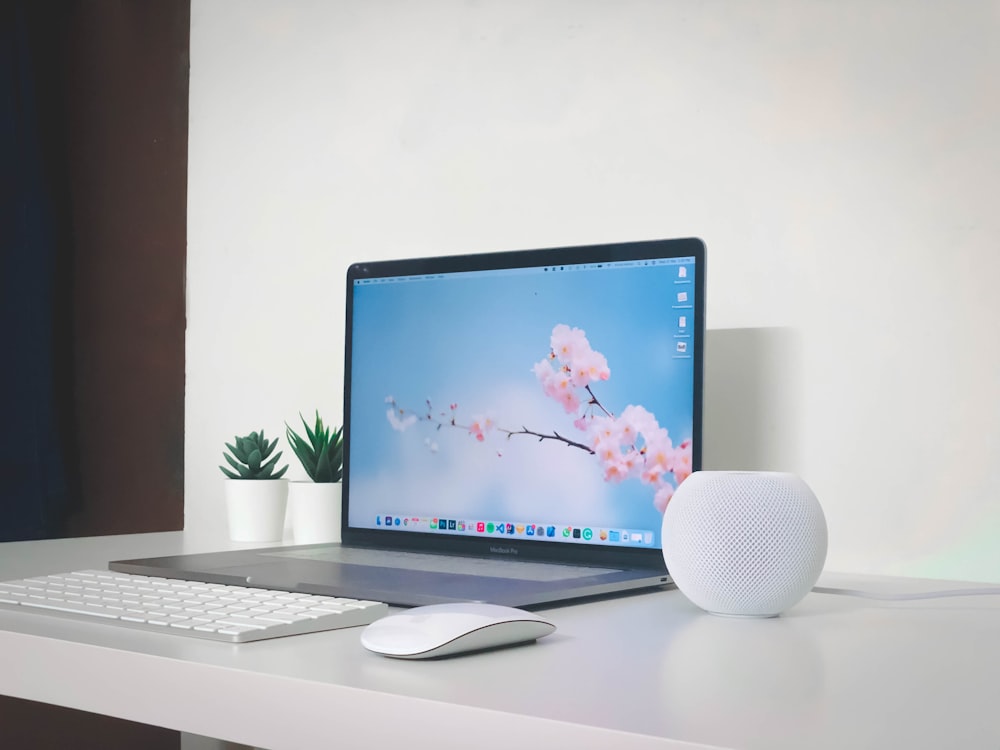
0, 696, 178, 750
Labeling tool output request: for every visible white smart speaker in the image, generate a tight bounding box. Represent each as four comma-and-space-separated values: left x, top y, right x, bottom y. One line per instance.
661, 471, 828, 617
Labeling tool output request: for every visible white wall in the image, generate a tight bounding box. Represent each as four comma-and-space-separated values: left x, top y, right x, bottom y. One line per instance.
187, 0, 1000, 583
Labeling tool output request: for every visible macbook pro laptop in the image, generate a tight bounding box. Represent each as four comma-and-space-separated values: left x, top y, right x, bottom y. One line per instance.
112, 237, 706, 607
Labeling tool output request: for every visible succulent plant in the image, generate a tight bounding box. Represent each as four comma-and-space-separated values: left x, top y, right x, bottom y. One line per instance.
285, 411, 343, 483
220, 430, 289, 480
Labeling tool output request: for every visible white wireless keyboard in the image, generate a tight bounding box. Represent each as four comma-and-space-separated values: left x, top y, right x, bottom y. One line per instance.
0, 570, 388, 643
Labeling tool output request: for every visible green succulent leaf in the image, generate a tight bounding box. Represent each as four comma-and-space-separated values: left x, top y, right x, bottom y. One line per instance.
304, 413, 318, 447
259, 450, 288, 479
260, 435, 276, 461
285, 411, 343, 483
223, 429, 291, 479
219, 465, 240, 479
223, 453, 244, 474
226, 440, 248, 464
313, 441, 333, 482
330, 427, 344, 482
237, 436, 255, 460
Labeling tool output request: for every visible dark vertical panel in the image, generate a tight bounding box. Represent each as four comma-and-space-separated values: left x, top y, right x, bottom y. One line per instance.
64, 0, 188, 535
1, 0, 76, 541
2, 0, 188, 743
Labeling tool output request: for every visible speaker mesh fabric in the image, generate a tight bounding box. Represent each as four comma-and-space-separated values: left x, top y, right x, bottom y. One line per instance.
661, 472, 827, 617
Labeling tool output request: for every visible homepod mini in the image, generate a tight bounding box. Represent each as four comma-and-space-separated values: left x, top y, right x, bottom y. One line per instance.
661, 471, 827, 617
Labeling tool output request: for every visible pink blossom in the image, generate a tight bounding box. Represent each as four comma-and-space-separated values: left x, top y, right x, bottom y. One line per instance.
653, 483, 676, 512
535, 357, 579, 412
641, 433, 675, 485
602, 449, 640, 483
613, 406, 657, 453
570, 348, 610, 386
672, 439, 693, 483
641, 465, 664, 485
557, 388, 581, 414
621, 449, 641, 478
550, 324, 589, 365
468, 416, 495, 442
593, 434, 621, 465
538, 325, 612, 411
640, 459, 666, 485
617, 418, 638, 448
532, 359, 561, 399
595, 432, 641, 483
533, 358, 554, 382
588, 416, 620, 449
620, 405, 659, 440
603, 460, 630, 483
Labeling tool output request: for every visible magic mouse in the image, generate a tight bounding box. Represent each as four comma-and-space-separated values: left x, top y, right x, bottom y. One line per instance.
360, 602, 556, 659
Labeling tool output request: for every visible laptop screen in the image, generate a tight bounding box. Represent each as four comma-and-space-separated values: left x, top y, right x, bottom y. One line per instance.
343, 238, 705, 560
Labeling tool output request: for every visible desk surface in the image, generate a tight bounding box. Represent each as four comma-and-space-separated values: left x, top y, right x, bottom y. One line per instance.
1, 532, 998, 750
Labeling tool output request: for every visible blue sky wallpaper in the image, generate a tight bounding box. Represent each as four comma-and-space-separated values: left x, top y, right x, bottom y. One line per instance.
347, 259, 695, 547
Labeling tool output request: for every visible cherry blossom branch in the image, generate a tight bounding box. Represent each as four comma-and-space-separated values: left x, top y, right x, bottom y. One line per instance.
384, 323, 694, 512
386, 398, 594, 454
501, 426, 595, 454
584, 385, 614, 418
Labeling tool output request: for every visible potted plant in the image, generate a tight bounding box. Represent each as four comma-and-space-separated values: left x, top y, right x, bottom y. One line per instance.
220, 429, 289, 542
286, 411, 344, 544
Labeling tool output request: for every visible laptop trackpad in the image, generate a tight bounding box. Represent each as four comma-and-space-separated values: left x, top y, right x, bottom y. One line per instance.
215, 558, 608, 607
264, 546, 617, 581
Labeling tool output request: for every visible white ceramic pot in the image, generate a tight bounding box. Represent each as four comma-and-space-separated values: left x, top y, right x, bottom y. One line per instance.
224, 479, 288, 542
289, 482, 342, 544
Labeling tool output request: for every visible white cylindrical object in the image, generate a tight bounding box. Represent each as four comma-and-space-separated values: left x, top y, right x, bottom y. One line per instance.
224, 479, 288, 542
662, 471, 828, 617
290, 482, 342, 544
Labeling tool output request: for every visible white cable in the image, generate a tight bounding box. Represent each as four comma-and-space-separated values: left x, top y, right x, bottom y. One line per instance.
813, 586, 1000, 601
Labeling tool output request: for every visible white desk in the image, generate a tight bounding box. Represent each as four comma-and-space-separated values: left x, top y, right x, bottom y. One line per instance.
1, 533, 998, 750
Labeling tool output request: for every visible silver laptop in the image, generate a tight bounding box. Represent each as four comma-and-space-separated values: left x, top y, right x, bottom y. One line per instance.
112, 238, 706, 607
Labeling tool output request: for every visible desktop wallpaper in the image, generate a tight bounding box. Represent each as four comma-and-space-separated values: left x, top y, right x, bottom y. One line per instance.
347, 259, 696, 548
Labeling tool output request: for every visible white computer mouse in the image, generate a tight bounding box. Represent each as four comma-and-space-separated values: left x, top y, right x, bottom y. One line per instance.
360, 602, 556, 659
